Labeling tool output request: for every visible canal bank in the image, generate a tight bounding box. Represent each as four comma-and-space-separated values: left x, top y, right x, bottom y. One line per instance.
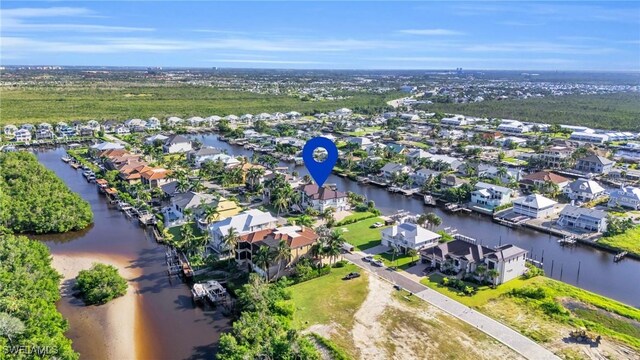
34, 148, 231, 360
193, 133, 640, 307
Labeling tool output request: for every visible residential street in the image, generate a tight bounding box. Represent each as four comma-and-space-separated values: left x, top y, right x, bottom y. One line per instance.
344, 251, 559, 360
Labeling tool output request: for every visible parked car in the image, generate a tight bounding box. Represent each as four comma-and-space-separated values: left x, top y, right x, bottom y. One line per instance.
251, 198, 262, 203
371, 259, 384, 267
370, 222, 383, 228
362, 255, 374, 262
342, 272, 361, 280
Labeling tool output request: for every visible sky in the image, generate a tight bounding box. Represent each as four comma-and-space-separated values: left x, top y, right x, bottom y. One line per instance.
1, 1, 639, 71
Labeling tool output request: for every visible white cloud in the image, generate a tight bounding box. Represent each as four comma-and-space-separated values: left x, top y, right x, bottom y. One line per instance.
1, 7, 93, 18
398, 29, 464, 36
209, 59, 323, 64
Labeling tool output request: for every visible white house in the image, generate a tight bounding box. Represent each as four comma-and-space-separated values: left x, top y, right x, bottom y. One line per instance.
347, 136, 372, 149
187, 147, 223, 168
513, 194, 557, 218
208, 209, 278, 253
90, 141, 124, 152
498, 120, 530, 134
298, 184, 348, 212
608, 186, 640, 210
3, 125, 17, 137
13, 129, 31, 142
166, 116, 184, 127
557, 206, 607, 233
208, 153, 241, 168
381, 222, 441, 252
470, 182, 513, 210
411, 168, 441, 186
163, 134, 193, 154
441, 116, 467, 127
380, 163, 411, 180
570, 132, 609, 144
115, 125, 130, 135
563, 178, 605, 202
145, 134, 169, 145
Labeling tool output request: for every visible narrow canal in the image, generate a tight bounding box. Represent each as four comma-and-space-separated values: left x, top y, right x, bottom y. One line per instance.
34, 148, 230, 360
193, 133, 640, 307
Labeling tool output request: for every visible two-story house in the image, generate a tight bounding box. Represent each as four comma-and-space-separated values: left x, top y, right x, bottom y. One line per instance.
298, 184, 348, 212
557, 206, 607, 233
470, 182, 513, 210
519, 171, 570, 193
208, 209, 279, 253
163, 134, 193, 154
543, 146, 573, 168
512, 194, 558, 218
563, 178, 605, 202
381, 222, 441, 252
421, 239, 527, 285
608, 186, 640, 210
575, 155, 615, 175
187, 146, 222, 168
411, 168, 441, 186
380, 163, 411, 180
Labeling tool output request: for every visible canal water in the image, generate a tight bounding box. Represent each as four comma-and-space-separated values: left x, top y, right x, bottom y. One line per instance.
34, 148, 230, 360
192, 133, 640, 307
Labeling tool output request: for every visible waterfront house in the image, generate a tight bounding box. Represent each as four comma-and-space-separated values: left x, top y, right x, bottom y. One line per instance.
575, 155, 615, 175
297, 184, 348, 212
421, 240, 527, 285
164, 191, 236, 227
557, 206, 607, 233
163, 134, 193, 154
187, 146, 222, 168
236, 225, 318, 279
406, 149, 430, 165
440, 174, 469, 189
380, 162, 411, 180
381, 222, 441, 252
208, 209, 279, 253
90, 141, 124, 155
607, 186, 640, 210
117, 161, 151, 184
140, 168, 172, 188
35, 128, 54, 140
543, 146, 573, 168
166, 116, 184, 127
208, 153, 241, 169
519, 171, 570, 193
3, 124, 18, 137
470, 182, 513, 210
563, 178, 605, 202
13, 129, 31, 142
411, 168, 441, 186
513, 194, 557, 218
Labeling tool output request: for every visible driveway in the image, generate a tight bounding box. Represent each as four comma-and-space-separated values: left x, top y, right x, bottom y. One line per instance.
344, 251, 559, 360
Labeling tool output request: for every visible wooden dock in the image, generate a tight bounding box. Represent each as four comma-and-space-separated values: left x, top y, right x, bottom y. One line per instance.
444, 203, 472, 213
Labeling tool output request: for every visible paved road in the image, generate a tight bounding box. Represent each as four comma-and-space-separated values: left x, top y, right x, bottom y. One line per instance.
344, 252, 559, 360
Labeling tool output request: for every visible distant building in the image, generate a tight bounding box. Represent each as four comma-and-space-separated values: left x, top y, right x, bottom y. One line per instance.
575, 155, 615, 175
608, 186, 640, 210
498, 120, 530, 134
570, 131, 609, 144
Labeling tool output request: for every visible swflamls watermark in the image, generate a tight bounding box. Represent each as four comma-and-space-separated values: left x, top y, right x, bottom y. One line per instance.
3, 345, 59, 356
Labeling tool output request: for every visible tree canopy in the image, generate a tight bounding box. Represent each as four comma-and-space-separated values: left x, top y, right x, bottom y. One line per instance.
0, 231, 78, 359
0, 152, 93, 234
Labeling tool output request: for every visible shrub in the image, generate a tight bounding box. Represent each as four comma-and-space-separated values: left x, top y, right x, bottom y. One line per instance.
333, 260, 348, 268
540, 300, 570, 317
522, 263, 545, 279
510, 286, 547, 300
76, 263, 128, 305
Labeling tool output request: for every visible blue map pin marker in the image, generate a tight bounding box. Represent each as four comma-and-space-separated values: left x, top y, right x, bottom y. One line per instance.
303, 137, 338, 187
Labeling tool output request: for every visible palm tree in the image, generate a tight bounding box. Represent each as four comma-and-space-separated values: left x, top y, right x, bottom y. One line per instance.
487, 269, 500, 288
321, 207, 335, 222
407, 248, 419, 265
254, 245, 273, 281
496, 167, 508, 181
176, 178, 190, 193
390, 245, 400, 268
475, 265, 487, 282
274, 240, 291, 279
203, 205, 220, 224
325, 231, 344, 264
222, 227, 239, 264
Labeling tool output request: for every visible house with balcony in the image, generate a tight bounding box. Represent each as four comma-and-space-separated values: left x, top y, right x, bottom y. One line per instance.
297, 184, 348, 212
140, 168, 172, 188
187, 146, 223, 168
470, 182, 513, 210
236, 226, 319, 279
513, 194, 557, 218
608, 186, 640, 210
381, 222, 441, 252
543, 146, 573, 168
557, 206, 607, 233
13, 129, 31, 142
575, 155, 615, 175
563, 178, 605, 202
421, 239, 527, 285
208, 209, 279, 253
519, 171, 570, 193
163, 191, 218, 227
411, 168, 441, 186
380, 162, 411, 180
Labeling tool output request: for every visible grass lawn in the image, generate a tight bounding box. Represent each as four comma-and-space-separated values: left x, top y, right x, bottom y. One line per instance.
336, 211, 376, 225
290, 264, 368, 330
597, 226, 640, 256
376, 252, 419, 270
420, 273, 539, 307
338, 216, 387, 250
167, 222, 204, 242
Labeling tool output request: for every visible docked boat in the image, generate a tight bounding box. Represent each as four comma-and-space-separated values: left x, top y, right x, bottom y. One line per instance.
61, 155, 72, 163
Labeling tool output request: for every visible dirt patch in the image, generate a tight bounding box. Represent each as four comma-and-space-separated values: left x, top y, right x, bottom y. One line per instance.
351, 275, 394, 359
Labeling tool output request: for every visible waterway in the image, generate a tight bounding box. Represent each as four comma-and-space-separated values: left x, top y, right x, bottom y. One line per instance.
34, 148, 230, 360
192, 133, 640, 307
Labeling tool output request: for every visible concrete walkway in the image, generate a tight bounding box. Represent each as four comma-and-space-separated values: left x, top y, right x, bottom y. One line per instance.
344, 251, 559, 360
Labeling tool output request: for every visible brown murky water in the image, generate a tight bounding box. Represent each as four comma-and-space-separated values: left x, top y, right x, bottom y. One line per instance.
34, 148, 231, 359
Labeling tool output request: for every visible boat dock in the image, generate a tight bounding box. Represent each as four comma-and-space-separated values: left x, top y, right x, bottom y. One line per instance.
558, 236, 578, 246
191, 280, 228, 304
388, 186, 420, 196
444, 203, 472, 213
614, 251, 628, 262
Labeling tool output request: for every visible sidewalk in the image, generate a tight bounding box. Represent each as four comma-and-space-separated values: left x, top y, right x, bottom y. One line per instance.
345, 251, 559, 360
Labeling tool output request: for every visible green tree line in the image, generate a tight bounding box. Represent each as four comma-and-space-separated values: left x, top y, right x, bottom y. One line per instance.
0, 152, 93, 234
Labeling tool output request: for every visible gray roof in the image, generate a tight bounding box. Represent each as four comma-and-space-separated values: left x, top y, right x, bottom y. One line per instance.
486, 244, 528, 261
559, 205, 607, 220
475, 181, 512, 195
165, 134, 191, 145
189, 146, 221, 157
579, 155, 614, 166
173, 191, 217, 210
567, 178, 605, 195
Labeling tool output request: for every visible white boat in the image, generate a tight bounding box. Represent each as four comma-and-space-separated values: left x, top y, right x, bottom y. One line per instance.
61, 156, 71, 163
